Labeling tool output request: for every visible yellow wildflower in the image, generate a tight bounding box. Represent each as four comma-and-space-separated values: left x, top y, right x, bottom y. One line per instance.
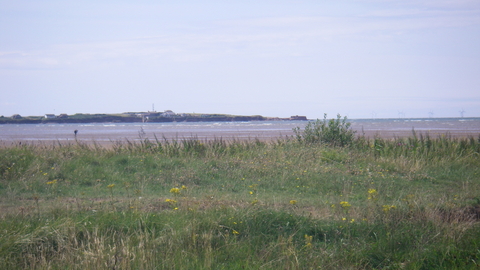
304, 234, 313, 248
46, 179, 57, 185
340, 201, 351, 210
107, 184, 115, 188
289, 200, 297, 205
368, 189, 378, 200
165, 198, 177, 204
383, 205, 396, 213
170, 188, 181, 194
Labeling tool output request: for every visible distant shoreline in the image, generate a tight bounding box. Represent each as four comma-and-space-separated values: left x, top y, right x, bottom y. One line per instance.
1, 112, 479, 125
0, 112, 308, 124
2, 118, 479, 125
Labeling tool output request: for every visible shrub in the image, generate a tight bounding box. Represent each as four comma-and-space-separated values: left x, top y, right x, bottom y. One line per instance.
293, 114, 356, 146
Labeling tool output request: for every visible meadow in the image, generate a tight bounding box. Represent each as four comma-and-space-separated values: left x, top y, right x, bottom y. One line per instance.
1, 116, 479, 269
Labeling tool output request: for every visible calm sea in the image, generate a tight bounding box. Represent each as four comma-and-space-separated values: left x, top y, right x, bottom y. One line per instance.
0, 118, 479, 144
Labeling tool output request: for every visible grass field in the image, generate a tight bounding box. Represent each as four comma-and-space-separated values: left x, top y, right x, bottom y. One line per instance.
1, 121, 480, 269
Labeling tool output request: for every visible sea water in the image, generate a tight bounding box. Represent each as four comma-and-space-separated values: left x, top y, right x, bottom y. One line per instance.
0, 118, 479, 144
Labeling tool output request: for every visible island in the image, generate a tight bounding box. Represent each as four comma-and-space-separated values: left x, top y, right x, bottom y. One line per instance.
0, 111, 308, 124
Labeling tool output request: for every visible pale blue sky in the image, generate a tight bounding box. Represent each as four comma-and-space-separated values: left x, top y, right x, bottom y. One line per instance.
1, 0, 479, 119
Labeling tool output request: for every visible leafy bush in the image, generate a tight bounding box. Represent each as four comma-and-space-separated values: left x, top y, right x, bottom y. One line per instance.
293, 114, 356, 146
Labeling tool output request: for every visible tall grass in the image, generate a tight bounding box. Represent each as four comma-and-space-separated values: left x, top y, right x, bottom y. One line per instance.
1, 127, 480, 269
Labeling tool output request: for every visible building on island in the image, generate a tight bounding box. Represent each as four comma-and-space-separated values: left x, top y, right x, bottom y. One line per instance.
290, 115, 307, 120
44, 114, 56, 119
162, 110, 175, 117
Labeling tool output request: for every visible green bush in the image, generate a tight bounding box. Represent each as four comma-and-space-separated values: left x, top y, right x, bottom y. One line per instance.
293, 114, 356, 147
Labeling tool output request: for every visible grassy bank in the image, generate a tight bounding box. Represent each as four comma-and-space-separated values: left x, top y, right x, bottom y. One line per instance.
1, 129, 480, 269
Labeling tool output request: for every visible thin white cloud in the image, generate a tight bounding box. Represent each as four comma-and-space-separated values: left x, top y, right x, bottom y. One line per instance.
1, 0, 479, 71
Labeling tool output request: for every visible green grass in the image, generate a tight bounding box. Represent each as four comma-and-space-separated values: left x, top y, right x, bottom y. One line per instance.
1, 133, 480, 269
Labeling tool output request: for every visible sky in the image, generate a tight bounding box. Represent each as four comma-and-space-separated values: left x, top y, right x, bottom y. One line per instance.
1, 0, 479, 119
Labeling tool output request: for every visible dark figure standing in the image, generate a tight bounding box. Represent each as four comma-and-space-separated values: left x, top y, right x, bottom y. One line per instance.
74, 130, 78, 136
